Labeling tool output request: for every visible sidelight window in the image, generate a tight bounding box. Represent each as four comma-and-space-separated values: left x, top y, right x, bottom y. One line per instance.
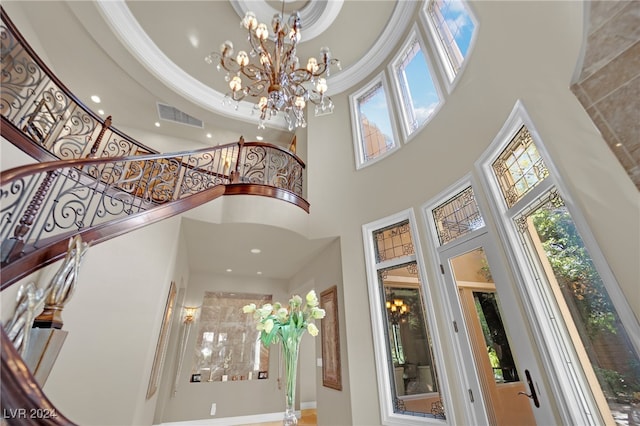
363, 213, 447, 423
480, 103, 640, 425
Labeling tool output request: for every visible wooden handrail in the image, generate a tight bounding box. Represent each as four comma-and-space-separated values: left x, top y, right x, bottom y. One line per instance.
1, 148, 308, 288
1, 326, 76, 426
0, 7, 158, 161
0, 6, 309, 425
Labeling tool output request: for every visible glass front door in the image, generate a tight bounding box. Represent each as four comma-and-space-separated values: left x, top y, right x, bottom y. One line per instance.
439, 233, 558, 425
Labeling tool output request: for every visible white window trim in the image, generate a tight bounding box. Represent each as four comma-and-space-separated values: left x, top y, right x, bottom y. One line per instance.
388, 23, 444, 143
349, 72, 401, 170
474, 99, 640, 425
420, 174, 491, 425
362, 208, 455, 426
420, 0, 479, 95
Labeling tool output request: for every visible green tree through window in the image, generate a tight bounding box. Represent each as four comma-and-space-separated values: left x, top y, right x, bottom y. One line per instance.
531, 205, 640, 405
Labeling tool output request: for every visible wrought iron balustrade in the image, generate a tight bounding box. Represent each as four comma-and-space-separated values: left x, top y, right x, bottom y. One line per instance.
0, 6, 309, 425
1, 139, 307, 288
0, 9, 156, 161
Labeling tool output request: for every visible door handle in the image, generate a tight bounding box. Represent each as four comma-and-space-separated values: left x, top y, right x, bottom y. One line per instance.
517, 369, 540, 407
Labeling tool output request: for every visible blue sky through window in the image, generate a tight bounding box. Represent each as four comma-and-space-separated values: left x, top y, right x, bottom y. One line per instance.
441, 0, 475, 60
359, 84, 394, 144
402, 47, 440, 128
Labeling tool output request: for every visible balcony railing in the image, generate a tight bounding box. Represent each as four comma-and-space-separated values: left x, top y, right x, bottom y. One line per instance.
0, 5, 308, 288
0, 7, 159, 162
1, 137, 308, 288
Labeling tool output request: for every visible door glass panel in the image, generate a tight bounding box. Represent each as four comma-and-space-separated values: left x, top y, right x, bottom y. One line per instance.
519, 193, 640, 422
472, 291, 519, 384
379, 262, 445, 419
451, 247, 537, 425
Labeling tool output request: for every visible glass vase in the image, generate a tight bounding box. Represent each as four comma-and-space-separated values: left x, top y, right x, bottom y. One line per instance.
282, 334, 302, 426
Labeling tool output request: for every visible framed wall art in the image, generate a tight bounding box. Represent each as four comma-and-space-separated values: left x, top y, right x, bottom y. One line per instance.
320, 285, 342, 390
146, 281, 177, 399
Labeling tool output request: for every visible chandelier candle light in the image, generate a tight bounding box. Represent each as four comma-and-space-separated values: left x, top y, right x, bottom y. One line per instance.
206, 6, 341, 130
243, 290, 325, 425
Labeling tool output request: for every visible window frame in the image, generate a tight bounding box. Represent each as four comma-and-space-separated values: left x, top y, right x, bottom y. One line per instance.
421, 0, 479, 94
362, 208, 455, 426
349, 72, 401, 170
388, 23, 444, 142
475, 100, 640, 425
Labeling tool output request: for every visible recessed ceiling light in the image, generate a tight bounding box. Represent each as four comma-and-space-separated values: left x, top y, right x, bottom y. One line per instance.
256, 136, 263, 141
226, 268, 232, 272
188, 34, 199, 48
250, 248, 261, 254
206, 133, 212, 138
155, 122, 160, 127
257, 271, 262, 275
90, 95, 101, 103
98, 109, 105, 115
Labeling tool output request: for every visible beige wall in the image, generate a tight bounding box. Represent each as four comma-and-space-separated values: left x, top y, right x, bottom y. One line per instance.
305, 1, 638, 424
288, 238, 351, 426
2, 1, 638, 426
41, 217, 182, 426
157, 270, 291, 422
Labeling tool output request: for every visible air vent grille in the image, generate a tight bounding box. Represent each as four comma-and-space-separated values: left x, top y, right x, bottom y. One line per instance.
157, 103, 203, 128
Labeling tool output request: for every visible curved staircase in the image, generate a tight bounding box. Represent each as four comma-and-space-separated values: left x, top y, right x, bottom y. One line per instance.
0, 7, 308, 424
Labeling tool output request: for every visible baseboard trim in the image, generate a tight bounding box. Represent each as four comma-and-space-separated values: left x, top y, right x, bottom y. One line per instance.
300, 401, 317, 409
158, 411, 291, 426
157, 401, 317, 425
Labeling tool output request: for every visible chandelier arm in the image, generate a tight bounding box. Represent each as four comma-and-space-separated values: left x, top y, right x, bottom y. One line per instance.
246, 31, 264, 56
219, 57, 242, 75
290, 69, 312, 83
243, 80, 270, 97
257, 37, 277, 86
241, 64, 267, 82
208, 8, 339, 129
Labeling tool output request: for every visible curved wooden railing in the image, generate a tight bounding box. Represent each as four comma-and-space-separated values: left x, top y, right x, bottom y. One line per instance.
1, 7, 158, 163
0, 139, 308, 289
0, 4, 308, 289
0, 6, 310, 424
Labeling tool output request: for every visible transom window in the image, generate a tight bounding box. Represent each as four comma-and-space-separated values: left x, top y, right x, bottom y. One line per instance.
374, 220, 414, 262
492, 126, 549, 208
432, 186, 484, 245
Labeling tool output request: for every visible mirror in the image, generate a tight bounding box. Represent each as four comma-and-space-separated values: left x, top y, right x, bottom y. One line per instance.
190, 292, 271, 382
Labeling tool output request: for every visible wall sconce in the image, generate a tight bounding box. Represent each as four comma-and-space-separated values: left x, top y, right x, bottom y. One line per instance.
183, 306, 198, 324
173, 305, 200, 396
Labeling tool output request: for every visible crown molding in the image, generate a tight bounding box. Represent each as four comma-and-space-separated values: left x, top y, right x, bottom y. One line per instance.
95, 0, 412, 124
95, 0, 288, 130
327, 1, 416, 95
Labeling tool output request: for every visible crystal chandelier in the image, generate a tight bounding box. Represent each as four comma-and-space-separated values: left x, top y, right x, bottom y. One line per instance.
205, 6, 341, 130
